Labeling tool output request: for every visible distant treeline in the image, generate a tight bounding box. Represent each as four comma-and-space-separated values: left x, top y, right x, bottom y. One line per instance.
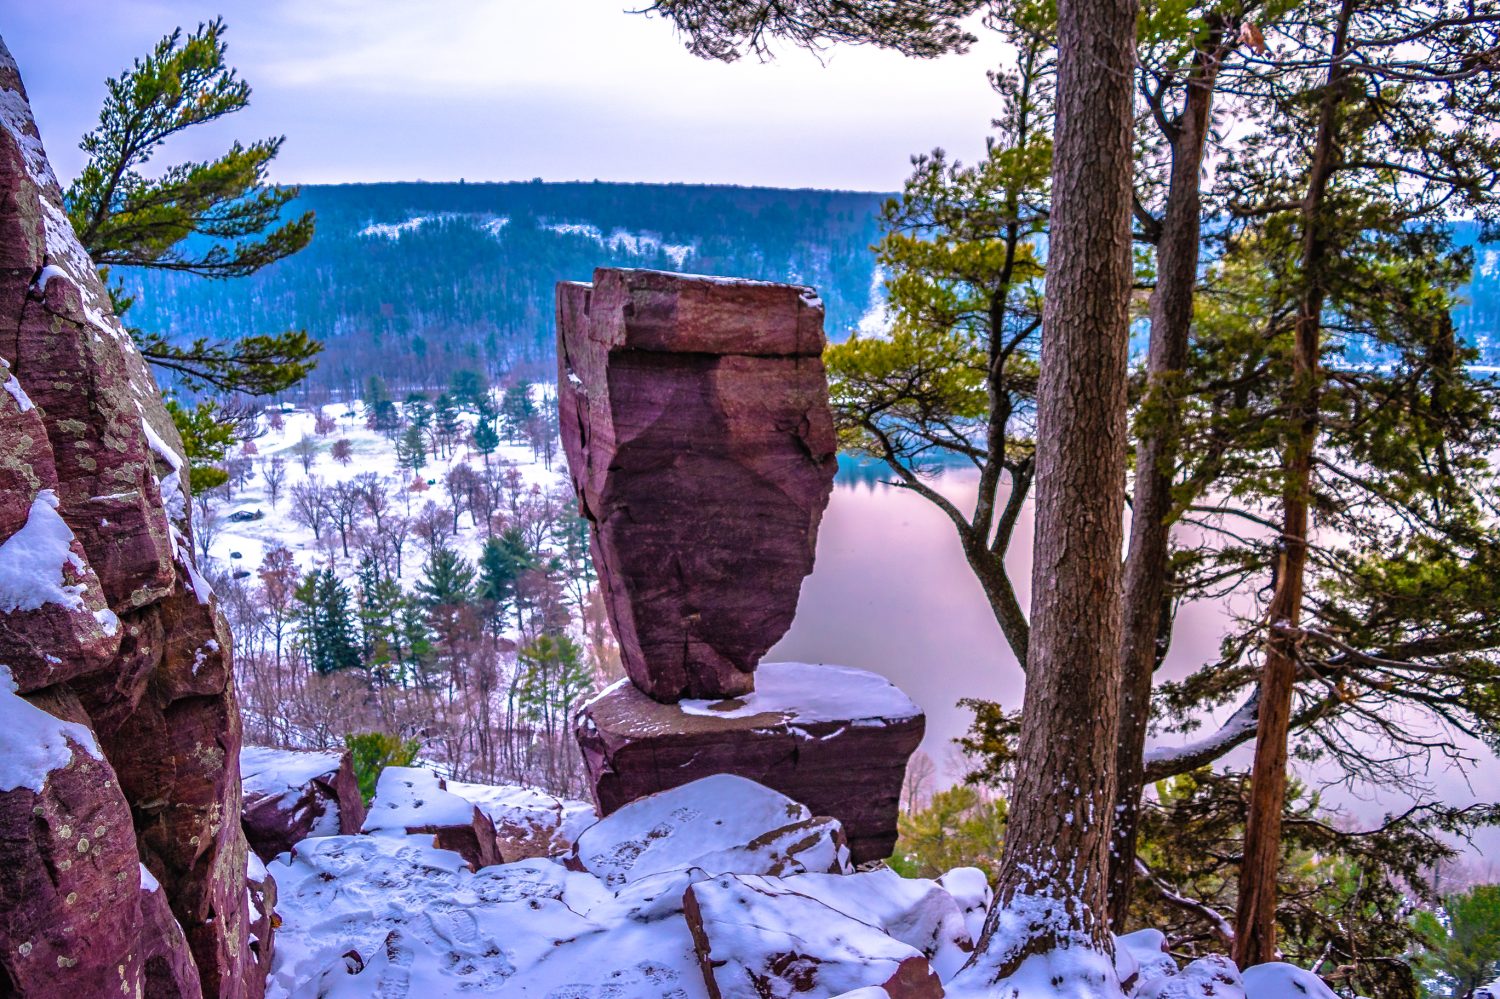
112, 182, 1499, 397
114, 181, 889, 396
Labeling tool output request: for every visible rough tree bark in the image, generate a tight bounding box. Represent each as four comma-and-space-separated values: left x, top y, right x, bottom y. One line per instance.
1232, 0, 1354, 968
954, 0, 1138, 983
1107, 32, 1224, 930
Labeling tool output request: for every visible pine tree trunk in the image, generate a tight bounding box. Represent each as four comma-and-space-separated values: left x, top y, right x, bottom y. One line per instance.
1108, 40, 1221, 930
1232, 0, 1354, 966
957, 0, 1137, 981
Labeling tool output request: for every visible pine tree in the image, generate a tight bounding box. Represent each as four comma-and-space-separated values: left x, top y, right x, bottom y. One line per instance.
1413, 886, 1500, 998
471, 419, 500, 468
67, 18, 319, 396
449, 368, 488, 410
478, 527, 538, 630
396, 425, 427, 474
293, 568, 362, 675
500, 382, 537, 442
416, 546, 476, 610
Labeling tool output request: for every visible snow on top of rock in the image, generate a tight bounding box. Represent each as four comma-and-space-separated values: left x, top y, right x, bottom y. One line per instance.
685, 872, 941, 999
2, 355, 34, 413
569, 773, 849, 889
937, 867, 992, 944
361, 765, 480, 833
241, 745, 344, 802
1117, 927, 1178, 991
1241, 962, 1337, 998
139, 863, 161, 893
445, 778, 595, 858
780, 868, 974, 981
677, 662, 921, 725
1136, 954, 1245, 999
0, 489, 88, 613
0, 664, 100, 793
266, 835, 621, 999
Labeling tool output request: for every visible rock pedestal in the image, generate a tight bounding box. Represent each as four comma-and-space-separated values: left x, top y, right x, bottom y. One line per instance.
576, 662, 924, 864
556, 269, 838, 701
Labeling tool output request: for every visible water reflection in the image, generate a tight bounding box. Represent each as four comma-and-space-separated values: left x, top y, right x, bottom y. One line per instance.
770, 463, 1499, 864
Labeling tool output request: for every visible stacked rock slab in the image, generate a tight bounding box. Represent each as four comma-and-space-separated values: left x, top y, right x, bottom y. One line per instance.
0, 39, 267, 998
558, 268, 924, 864
557, 268, 837, 701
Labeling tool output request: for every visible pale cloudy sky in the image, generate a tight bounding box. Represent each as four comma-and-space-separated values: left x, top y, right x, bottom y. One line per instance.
4, 0, 1007, 191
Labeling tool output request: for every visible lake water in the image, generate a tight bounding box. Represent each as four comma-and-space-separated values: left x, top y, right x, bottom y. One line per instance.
769, 463, 1500, 866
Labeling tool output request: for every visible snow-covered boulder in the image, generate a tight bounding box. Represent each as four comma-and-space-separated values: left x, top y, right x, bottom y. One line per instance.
683, 873, 945, 999
361, 766, 501, 870
267, 835, 606, 997
241, 745, 365, 861
782, 868, 974, 980
1117, 928, 1177, 992
1241, 962, 1337, 998
1136, 954, 1244, 999
937, 867, 992, 944
567, 773, 851, 888
446, 778, 594, 862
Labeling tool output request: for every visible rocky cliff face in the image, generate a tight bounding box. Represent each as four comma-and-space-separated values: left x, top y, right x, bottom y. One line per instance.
0, 38, 267, 998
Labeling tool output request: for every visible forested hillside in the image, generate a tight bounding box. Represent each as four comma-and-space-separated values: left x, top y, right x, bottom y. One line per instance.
114, 181, 888, 395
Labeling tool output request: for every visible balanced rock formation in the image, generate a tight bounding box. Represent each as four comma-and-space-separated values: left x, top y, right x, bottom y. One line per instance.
556, 268, 837, 701
241, 745, 366, 862
0, 39, 267, 998
577, 662, 923, 864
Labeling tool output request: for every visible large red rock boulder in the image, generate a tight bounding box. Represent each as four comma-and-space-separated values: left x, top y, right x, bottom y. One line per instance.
577, 662, 924, 864
241, 745, 366, 861
556, 268, 837, 701
0, 38, 268, 998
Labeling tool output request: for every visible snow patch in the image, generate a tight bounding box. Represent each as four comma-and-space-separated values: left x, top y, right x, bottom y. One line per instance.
0, 664, 101, 793
678, 662, 920, 725
0, 489, 88, 613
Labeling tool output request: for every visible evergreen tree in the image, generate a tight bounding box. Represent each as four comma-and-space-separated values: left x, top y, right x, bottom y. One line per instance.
478, 527, 537, 629
471, 419, 500, 468
1413, 886, 1500, 999
825, 24, 1052, 662
449, 368, 488, 410
293, 567, 362, 675
500, 382, 537, 442
416, 546, 476, 610
515, 634, 592, 738
433, 392, 462, 457
396, 424, 427, 474
67, 18, 319, 397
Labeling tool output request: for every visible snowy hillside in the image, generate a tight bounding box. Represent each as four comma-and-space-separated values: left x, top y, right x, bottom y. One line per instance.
200, 396, 564, 583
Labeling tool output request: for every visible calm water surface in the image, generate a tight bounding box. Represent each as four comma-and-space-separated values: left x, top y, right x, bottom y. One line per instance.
768, 464, 1499, 864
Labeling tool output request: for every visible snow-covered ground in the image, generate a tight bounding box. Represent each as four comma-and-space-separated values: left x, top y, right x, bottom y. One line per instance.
261, 766, 1336, 999
202, 397, 563, 584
